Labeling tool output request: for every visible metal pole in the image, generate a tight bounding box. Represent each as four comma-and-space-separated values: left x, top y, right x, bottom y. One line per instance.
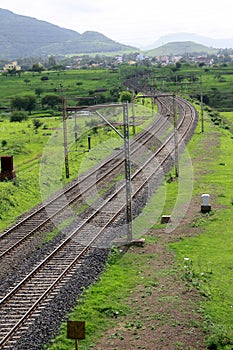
131, 100, 136, 135
88, 135, 91, 151
200, 74, 204, 133
172, 94, 179, 178
123, 102, 133, 242
131, 90, 136, 135
63, 102, 133, 241
74, 112, 78, 142
62, 96, 70, 179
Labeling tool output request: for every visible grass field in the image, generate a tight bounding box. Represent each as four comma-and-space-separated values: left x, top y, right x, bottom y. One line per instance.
169, 108, 233, 348
0, 116, 61, 229
0, 69, 121, 110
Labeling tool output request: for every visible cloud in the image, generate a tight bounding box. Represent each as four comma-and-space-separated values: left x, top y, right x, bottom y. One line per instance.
54, 0, 106, 13
0, 0, 232, 47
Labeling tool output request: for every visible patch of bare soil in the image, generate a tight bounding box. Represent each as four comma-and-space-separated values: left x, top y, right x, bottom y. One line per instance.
94, 197, 210, 350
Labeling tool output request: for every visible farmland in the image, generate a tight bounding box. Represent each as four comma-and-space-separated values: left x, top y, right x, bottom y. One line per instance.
0, 69, 121, 107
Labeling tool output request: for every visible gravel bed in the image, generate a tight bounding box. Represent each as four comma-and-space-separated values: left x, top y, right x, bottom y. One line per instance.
12, 248, 110, 350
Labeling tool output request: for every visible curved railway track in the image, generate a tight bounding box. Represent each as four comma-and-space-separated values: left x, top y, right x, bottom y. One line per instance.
0, 109, 165, 254
0, 96, 198, 349
0, 103, 174, 278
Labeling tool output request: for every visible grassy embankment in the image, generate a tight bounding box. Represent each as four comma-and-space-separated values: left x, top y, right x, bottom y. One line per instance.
45, 105, 233, 350
0, 116, 61, 230
170, 109, 233, 349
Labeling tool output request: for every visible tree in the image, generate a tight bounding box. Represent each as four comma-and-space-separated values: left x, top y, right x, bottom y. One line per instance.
41, 94, 62, 109
11, 95, 36, 114
24, 95, 36, 114
33, 119, 43, 133
48, 55, 56, 69
7, 68, 17, 76
11, 96, 26, 111
119, 91, 132, 103
31, 63, 45, 73
35, 88, 43, 97
10, 111, 28, 122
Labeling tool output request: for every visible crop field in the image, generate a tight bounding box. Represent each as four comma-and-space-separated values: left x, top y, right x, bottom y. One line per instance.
0, 69, 121, 110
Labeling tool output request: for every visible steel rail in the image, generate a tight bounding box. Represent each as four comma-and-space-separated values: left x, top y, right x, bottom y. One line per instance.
0, 107, 171, 259
0, 96, 197, 348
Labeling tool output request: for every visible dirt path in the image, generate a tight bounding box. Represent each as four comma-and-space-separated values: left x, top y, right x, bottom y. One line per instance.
94, 196, 209, 350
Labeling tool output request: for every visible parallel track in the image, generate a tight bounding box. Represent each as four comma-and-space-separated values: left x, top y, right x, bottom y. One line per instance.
0, 107, 167, 258
0, 96, 198, 349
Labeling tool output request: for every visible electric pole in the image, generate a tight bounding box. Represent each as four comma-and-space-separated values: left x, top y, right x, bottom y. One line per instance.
200, 74, 204, 133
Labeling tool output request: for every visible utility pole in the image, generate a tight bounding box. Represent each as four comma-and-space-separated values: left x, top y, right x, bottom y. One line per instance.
66, 102, 133, 242
200, 74, 204, 133
136, 93, 179, 178
131, 92, 136, 135
62, 95, 70, 179
172, 94, 179, 178
123, 103, 133, 242
94, 103, 132, 242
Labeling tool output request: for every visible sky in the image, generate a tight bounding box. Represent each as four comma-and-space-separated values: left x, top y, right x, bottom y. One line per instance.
1, 0, 233, 47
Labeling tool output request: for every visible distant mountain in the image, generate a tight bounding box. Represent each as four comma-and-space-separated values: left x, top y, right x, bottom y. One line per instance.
0, 8, 136, 58
146, 41, 218, 56
146, 33, 233, 50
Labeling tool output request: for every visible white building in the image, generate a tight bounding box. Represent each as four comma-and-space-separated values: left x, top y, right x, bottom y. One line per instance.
3, 61, 21, 72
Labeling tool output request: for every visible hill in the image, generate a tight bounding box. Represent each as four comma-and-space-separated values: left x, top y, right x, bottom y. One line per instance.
0, 8, 136, 58
146, 41, 218, 56
145, 32, 233, 50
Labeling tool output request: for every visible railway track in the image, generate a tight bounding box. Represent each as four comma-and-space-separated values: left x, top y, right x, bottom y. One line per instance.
0, 103, 172, 278
0, 96, 198, 349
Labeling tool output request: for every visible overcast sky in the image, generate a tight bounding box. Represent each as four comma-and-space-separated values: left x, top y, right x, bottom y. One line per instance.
1, 0, 233, 47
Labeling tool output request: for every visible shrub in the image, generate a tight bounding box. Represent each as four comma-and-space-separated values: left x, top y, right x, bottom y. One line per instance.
10, 111, 28, 122
1, 140, 7, 148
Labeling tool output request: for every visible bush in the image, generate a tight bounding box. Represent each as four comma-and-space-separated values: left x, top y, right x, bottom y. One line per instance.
41, 76, 49, 81
10, 111, 28, 122
119, 91, 132, 103
1, 140, 7, 148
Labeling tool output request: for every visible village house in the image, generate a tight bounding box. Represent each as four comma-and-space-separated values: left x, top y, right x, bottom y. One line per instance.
3, 61, 21, 72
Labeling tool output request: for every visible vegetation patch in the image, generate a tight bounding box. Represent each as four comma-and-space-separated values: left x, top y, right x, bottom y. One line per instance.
45, 248, 158, 350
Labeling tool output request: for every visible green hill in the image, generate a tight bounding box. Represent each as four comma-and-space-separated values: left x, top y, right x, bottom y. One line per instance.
147, 41, 218, 56
0, 8, 136, 58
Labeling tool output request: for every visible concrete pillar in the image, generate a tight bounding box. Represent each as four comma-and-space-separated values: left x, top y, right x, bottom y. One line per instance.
201, 194, 211, 213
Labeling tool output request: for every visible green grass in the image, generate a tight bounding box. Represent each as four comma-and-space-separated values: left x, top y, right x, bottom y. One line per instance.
45, 248, 158, 350
169, 109, 233, 348
0, 116, 61, 230
0, 69, 121, 110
